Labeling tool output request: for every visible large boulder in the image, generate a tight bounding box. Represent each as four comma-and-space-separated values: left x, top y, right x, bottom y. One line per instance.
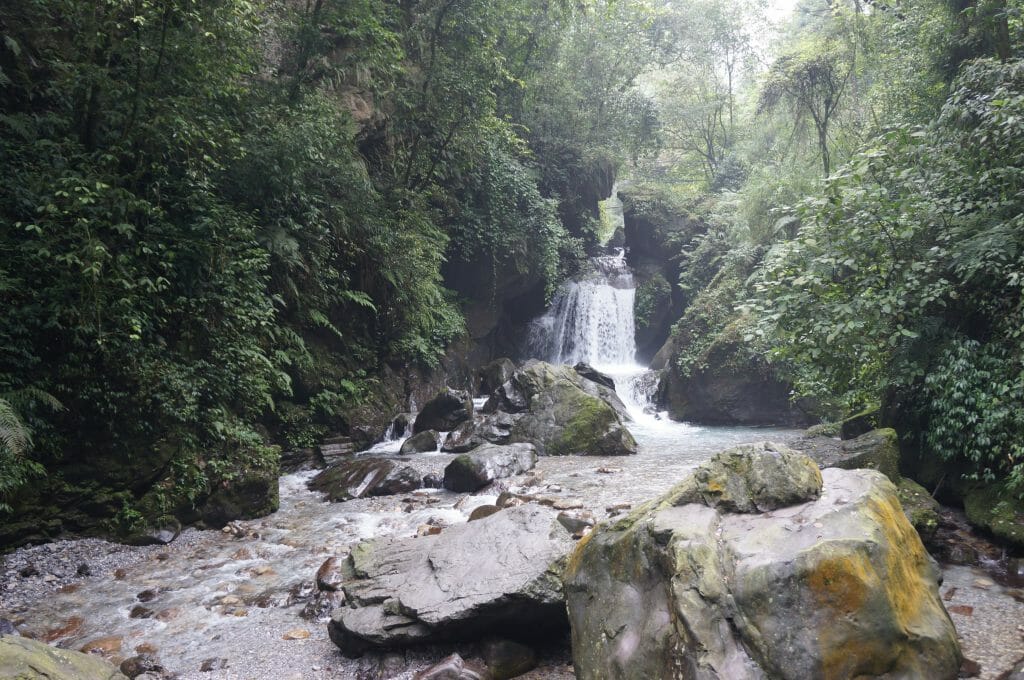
328, 504, 573, 657
565, 444, 961, 680
308, 458, 420, 502
414, 389, 474, 433
442, 413, 517, 453
400, 430, 439, 454
443, 443, 538, 492
200, 466, 280, 528
486, 362, 636, 456
793, 427, 901, 484
479, 358, 517, 395
0, 635, 128, 679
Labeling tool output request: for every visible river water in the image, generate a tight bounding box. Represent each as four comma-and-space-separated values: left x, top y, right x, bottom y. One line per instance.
2, 250, 1022, 678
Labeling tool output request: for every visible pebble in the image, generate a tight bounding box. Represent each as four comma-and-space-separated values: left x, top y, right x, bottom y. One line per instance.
282, 628, 310, 640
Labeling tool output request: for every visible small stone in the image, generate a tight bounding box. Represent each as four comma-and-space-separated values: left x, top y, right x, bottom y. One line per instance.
960, 657, 982, 677
547, 485, 563, 493
597, 467, 622, 474
552, 499, 584, 510
42, 574, 58, 583
947, 605, 974, 616
18, 564, 38, 578
154, 608, 180, 622
42, 615, 84, 642
232, 548, 252, 560
79, 635, 123, 657
129, 605, 154, 619
606, 502, 631, 512
135, 643, 159, 655
316, 557, 344, 592
468, 505, 502, 522
943, 587, 957, 600
283, 628, 311, 640
973, 578, 994, 589
114, 568, 128, 580
155, 552, 170, 561
120, 654, 164, 679
200, 658, 228, 672
137, 588, 158, 602
417, 525, 443, 537
57, 583, 80, 594
76, 563, 92, 576
219, 595, 242, 606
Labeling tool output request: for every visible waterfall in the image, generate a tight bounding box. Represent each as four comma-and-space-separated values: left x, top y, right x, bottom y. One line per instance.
526, 249, 669, 424
527, 250, 638, 366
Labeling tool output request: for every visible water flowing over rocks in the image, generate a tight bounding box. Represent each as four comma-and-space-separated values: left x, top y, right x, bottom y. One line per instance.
442, 443, 538, 492
565, 445, 962, 680
328, 504, 574, 657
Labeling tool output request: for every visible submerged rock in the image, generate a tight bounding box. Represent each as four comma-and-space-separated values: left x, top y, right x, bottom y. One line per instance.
442, 443, 538, 492
308, 458, 420, 502
328, 504, 573, 657
486, 362, 636, 456
0, 635, 128, 679
565, 446, 962, 680
414, 389, 474, 433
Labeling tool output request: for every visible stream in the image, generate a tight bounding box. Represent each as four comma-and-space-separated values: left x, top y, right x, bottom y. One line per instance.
3, 248, 1023, 678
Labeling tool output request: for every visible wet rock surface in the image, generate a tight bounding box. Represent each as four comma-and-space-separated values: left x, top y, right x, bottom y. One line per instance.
414, 389, 475, 433
566, 450, 962, 680
0, 634, 128, 679
443, 444, 539, 492
794, 427, 902, 483
329, 504, 574, 657
308, 458, 421, 501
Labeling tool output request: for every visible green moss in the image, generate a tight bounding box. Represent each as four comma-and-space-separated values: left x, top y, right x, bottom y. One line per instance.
963, 483, 1024, 549
635, 274, 671, 330
551, 393, 616, 456
896, 478, 940, 542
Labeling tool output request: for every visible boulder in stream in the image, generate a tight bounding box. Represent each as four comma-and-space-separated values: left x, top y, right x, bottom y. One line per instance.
0, 635, 128, 679
400, 430, 439, 454
328, 504, 573, 657
486, 361, 636, 456
442, 443, 538, 492
308, 458, 421, 502
414, 389, 474, 433
442, 412, 516, 453
479, 358, 517, 395
565, 443, 962, 680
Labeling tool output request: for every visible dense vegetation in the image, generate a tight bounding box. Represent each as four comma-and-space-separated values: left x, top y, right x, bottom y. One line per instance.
1, 0, 1022, 540
640, 0, 1024, 499
0, 0, 659, 535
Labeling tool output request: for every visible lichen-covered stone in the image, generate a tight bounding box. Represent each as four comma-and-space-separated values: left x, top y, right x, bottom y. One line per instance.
565, 449, 961, 680
329, 504, 572, 657
0, 635, 128, 679
796, 428, 901, 483
897, 477, 941, 542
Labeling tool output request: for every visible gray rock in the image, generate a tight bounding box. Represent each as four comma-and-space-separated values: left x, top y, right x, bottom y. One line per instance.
481, 638, 537, 680
414, 389, 474, 433
0, 619, 18, 637
0, 635, 128, 679
479, 358, 517, 396
125, 518, 181, 546
443, 444, 538, 492
442, 413, 517, 453
565, 448, 962, 680
200, 467, 279, 528
493, 362, 636, 456
308, 458, 420, 502
401, 430, 439, 454
572, 362, 615, 390
794, 427, 901, 483
414, 653, 491, 680
280, 447, 324, 473
328, 504, 573, 657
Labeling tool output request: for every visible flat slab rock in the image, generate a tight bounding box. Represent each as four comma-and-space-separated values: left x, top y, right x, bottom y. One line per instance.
308, 458, 420, 502
565, 446, 962, 680
329, 504, 574, 657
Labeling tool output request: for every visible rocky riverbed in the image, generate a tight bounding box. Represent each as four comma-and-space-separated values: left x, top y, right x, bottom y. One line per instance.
3, 420, 1023, 679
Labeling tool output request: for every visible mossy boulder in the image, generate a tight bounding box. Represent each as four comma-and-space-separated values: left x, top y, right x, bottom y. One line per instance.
795, 428, 902, 484
0, 635, 128, 679
442, 443, 538, 492
200, 466, 280, 528
565, 446, 961, 680
963, 483, 1024, 550
897, 477, 941, 543
499, 362, 636, 456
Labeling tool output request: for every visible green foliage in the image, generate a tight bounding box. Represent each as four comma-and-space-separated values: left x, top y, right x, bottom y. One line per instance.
635, 274, 672, 330
751, 58, 1024, 489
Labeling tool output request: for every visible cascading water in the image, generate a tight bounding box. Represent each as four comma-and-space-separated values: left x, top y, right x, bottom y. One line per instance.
527, 250, 637, 366
526, 249, 665, 423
